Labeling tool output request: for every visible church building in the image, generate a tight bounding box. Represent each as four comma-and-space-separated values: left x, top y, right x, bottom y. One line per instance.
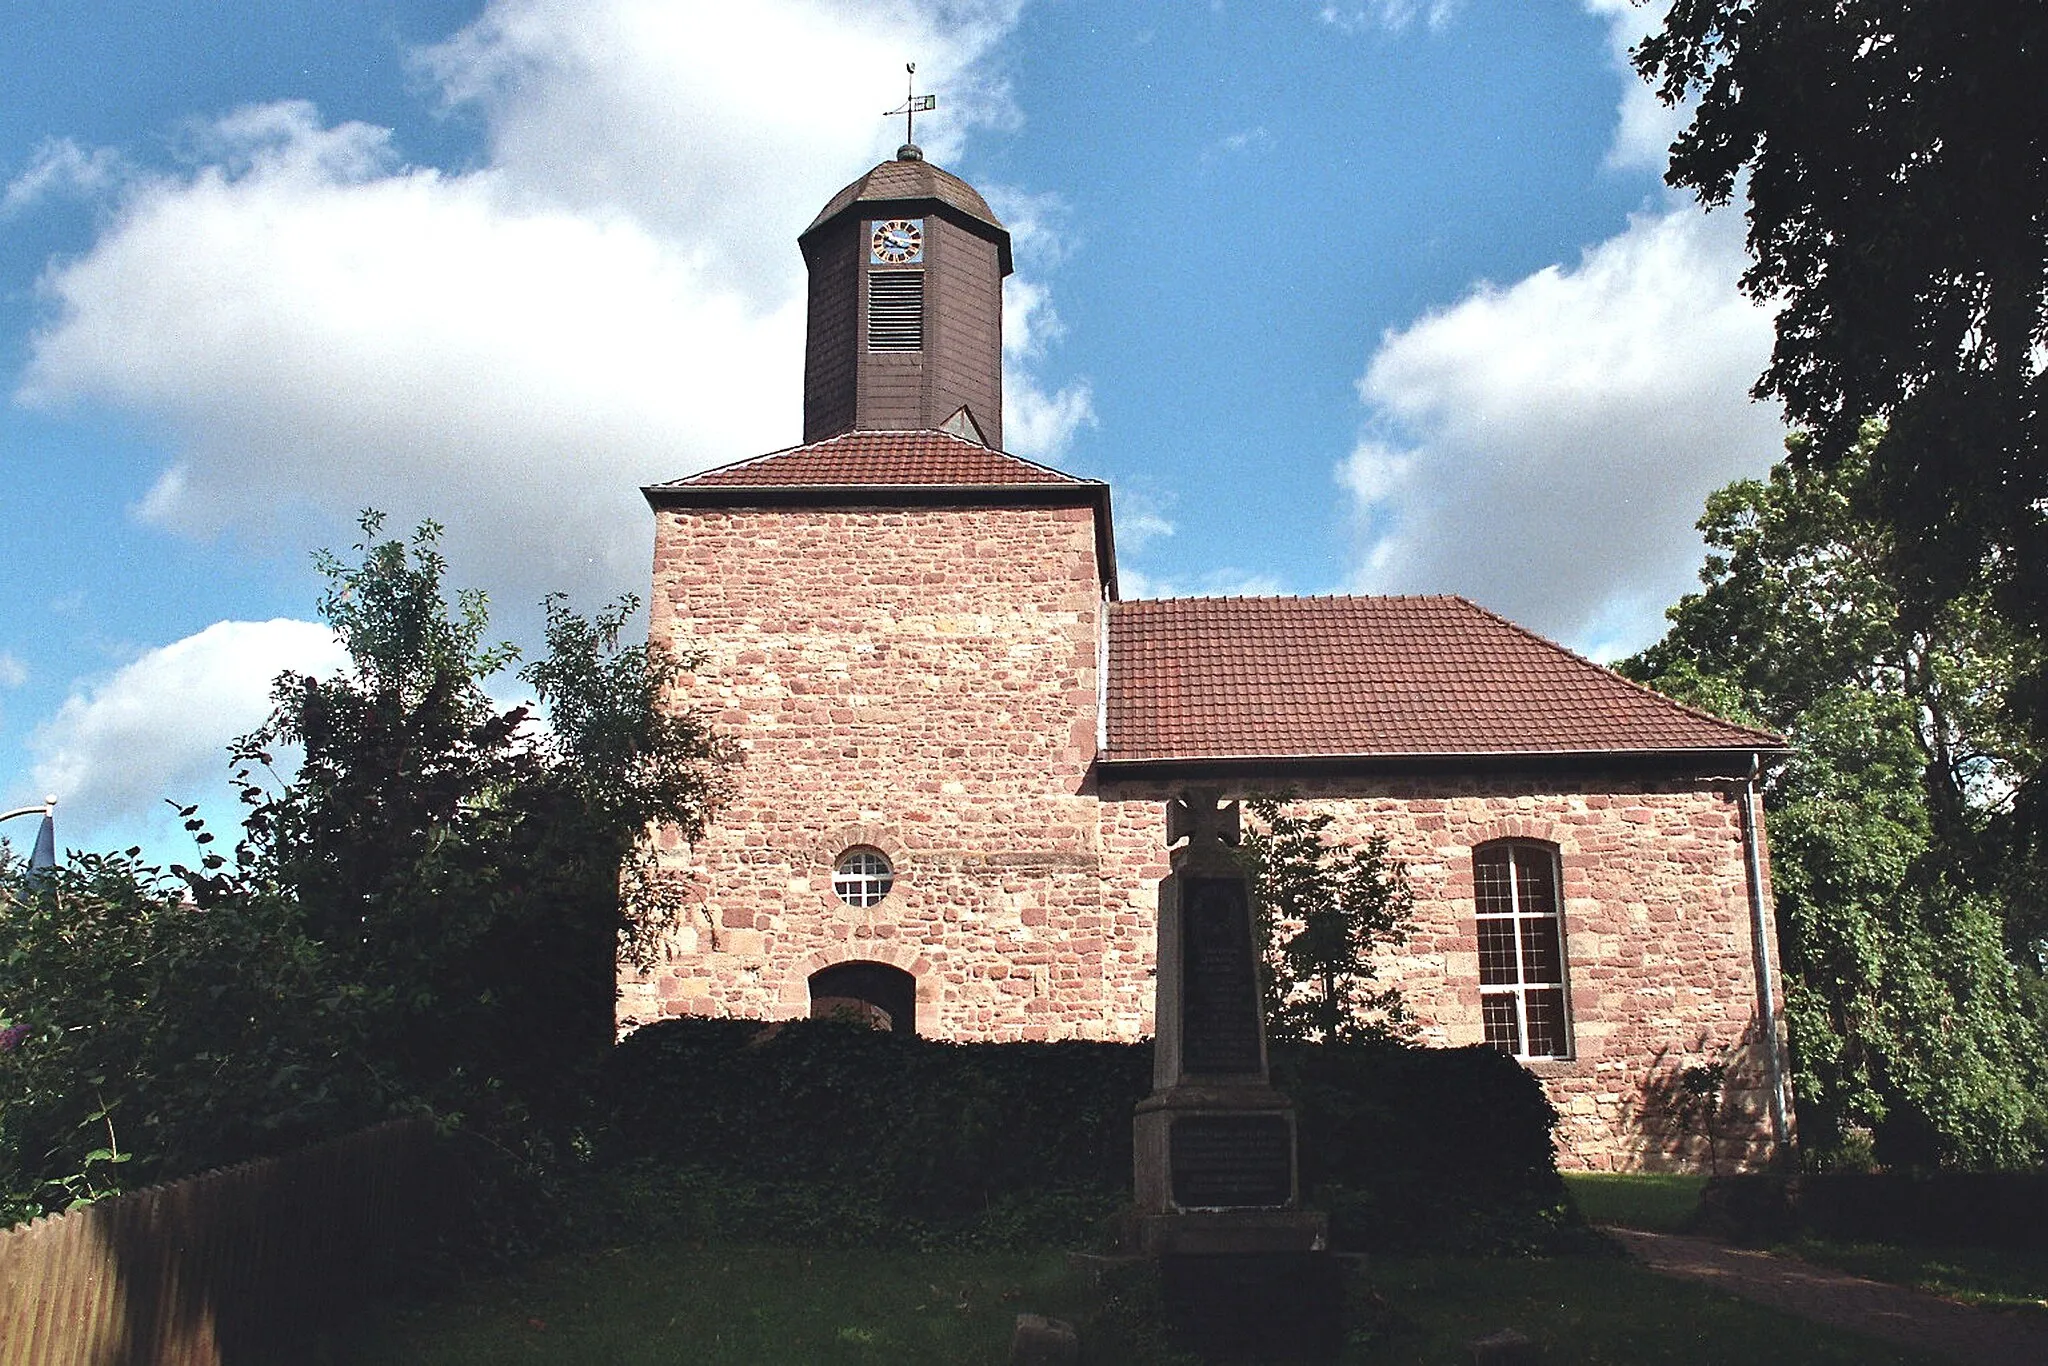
622, 146, 1792, 1172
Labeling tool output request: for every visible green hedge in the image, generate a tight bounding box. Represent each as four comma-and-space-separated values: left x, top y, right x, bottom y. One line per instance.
599, 1019, 1571, 1252
1275, 1041, 1572, 1252
1697, 1171, 2048, 1249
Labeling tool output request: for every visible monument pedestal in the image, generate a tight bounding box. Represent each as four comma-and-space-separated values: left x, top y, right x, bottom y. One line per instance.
1131, 1086, 1326, 1256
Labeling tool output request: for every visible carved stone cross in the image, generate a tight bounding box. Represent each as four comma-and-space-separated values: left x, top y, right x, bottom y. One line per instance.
1167, 789, 1240, 849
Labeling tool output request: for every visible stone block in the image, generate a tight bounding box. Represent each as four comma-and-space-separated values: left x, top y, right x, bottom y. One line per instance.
1158, 1252, 1346, 1362
1469, 1328, 1536, 1364
1008, 1313, 1077, 1365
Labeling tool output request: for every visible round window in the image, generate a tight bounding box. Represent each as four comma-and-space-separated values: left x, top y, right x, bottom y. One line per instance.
832, 849, 895, 907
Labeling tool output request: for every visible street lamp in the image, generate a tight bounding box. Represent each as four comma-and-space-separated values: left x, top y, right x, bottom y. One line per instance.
1, 795, 56, 872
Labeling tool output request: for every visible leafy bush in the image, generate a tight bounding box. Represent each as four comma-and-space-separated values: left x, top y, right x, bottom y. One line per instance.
1241, 800, 1416, 1044
1274, 1040, 1575, 1252
605, 1019, 1147, 1248
0, 848, 375, 1226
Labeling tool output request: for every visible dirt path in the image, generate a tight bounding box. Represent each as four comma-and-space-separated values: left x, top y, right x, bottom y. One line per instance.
1607, 1228, 2048, 1366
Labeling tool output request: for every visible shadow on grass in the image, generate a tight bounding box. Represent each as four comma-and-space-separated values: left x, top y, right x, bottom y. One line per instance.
311, 1239, 1949, 1365
1562, 1172, 2048, 1317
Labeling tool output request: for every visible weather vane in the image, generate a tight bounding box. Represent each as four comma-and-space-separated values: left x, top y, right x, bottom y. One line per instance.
884, 62, 936, 154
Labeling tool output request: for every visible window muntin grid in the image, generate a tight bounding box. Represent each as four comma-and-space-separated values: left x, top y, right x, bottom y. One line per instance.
832, 849, 895, 907
1474, 842, 1570, 1059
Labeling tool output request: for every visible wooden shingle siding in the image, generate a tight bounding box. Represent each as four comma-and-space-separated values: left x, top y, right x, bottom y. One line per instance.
800, 220, 860, 443
927, 219, 1003, 446
799, 154, 1010, 448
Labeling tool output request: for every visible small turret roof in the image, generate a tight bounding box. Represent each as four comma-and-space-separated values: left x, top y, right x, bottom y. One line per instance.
802, 154, 1009, 269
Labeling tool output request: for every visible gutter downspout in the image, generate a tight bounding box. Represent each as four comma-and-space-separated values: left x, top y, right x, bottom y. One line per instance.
1096, 589, 1110, 755
1740, 752, 1791, 1153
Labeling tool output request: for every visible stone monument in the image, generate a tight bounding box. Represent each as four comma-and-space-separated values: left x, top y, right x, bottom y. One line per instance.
1131, 790, 1327, 1256
1129, 792, 1344, 1359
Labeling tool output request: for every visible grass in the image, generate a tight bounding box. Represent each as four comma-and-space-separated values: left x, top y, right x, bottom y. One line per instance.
1362, 1254, 1940, 1364
315, 1240, 1948, 1365
1562, 1171, 1707, 1232
1783, 1238, 2048, 1315
1561, 1171, 2048, 1314
318, 1246, 1090, 1366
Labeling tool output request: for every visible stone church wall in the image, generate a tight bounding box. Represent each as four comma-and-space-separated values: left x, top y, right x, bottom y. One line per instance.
624, 499, 1154, 1040
1096, 774, 1784, 1172
626, 494, 1784, 1169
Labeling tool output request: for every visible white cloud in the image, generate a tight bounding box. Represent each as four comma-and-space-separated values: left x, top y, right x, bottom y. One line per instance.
1583, 0, 1684, 172
1118, 566, 1287, 600
1331, 0, 1774, 655
29, 620, 347, 840
1003, 276, 1066, 360
1341, 204, 1782, 650
1000, 269, 1095, 459
24, 100, 807, 612
1202, 127, 1273, 164
3, 138, 130, 217
20, 0, 1075, 633
1005, 374, 1097, 461
416, 0, 1024, 298
0, 654, 24, 689
1118, 512, 1176, 553
1318, 2, 1460, 35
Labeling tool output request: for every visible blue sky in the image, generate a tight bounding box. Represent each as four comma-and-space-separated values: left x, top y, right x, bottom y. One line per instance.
0, 0, 1785, 859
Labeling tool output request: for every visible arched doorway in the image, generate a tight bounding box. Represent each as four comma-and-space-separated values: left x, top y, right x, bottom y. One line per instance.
808, 960, 917, 1035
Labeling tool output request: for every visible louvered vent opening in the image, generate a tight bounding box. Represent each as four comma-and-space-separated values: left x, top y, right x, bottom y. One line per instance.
867, 271, 924, 351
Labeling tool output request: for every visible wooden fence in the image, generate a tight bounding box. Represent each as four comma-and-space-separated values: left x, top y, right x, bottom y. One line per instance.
0, 1118, 452, 1365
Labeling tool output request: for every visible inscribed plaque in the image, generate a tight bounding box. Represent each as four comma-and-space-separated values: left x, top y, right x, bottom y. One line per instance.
1169, 1114, 1293, 1208
1179, 876, 1263, 1074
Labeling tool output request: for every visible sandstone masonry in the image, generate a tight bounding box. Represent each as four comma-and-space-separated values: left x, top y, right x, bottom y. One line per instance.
625, 148, 1791, 1174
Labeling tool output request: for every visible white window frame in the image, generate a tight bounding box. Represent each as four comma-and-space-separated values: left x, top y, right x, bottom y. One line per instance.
1474, 841, 1572, 1061
832, 848, 895, 907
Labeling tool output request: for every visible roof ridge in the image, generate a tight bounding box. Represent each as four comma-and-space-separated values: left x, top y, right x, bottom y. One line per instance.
803, 157, 1005, 238
1445, 595, 1784, 746
653, 428, 1094, 489
652, 440, 809, 488
1113, 593, 1460, 607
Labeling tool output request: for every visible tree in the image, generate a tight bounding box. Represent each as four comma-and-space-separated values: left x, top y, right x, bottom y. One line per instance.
224, 514, 732, 1123
1635, 0, 2048, 862
1620, 445, 2048, 1167
1240, 799, 1415, 1045
2, 514, 732, 1224
1624, 426, 2044, 958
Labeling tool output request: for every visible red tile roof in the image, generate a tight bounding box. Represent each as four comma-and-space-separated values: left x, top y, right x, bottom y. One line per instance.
1104, 595, 1780, 762
653, 429, 1091, 489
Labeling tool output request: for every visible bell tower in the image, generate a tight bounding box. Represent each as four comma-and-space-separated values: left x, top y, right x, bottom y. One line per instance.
798, 145, 1013, 448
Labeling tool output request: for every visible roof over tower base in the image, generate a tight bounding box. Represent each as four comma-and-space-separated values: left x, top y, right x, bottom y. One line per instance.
644, 428, 1118, 596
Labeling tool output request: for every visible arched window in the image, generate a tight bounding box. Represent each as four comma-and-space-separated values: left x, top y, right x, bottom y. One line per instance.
1473, 841, 1571, 1059
808, 960, 917, 1034
832, 848, 895, 907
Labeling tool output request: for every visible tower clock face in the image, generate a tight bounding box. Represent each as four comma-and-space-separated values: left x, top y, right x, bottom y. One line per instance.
869, 218, 925, 265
